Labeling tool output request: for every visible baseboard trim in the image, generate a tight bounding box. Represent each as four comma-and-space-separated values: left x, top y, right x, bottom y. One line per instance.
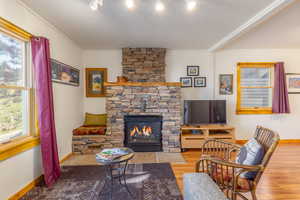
8, 175, 44, 200
59, 152, 73, 164
278, 139, 300, 144
236, 139, 300, 145
7, 152, 73, 200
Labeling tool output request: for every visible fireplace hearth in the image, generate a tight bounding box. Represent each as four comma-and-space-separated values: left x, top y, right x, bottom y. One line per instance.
124, 115, 162, 152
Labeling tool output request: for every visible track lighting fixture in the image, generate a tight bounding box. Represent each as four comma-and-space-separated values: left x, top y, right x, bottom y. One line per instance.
89, 0, 198, 12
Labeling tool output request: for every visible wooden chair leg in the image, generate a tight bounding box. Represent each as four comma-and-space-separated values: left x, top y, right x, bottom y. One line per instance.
251, 190, 257, 200
232, 193, 237, 200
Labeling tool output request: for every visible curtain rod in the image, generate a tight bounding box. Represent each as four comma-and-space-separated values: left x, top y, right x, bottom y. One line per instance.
0, 16, 34, 41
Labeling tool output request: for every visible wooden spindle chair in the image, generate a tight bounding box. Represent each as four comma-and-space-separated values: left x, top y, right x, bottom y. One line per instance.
196, 126, 280, 200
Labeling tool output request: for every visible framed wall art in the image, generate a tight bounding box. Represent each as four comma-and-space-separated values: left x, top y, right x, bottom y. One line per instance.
194, 77, 206, 87
286, 73, 300, 94
219, 74, 233, 95
187, 66, 199, 76
86, 68, 107, 97
180, 77, 193, 87
51, 59, 80, 86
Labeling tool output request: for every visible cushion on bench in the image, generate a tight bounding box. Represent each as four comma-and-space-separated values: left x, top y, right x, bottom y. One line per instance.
72, 125, 106, 135
184, 173, 228, 200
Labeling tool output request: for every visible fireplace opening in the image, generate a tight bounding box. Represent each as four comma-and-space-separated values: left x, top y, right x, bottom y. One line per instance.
124, 115, 162, 152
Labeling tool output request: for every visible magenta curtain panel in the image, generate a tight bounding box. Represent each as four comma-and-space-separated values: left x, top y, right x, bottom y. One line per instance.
31, 37, 61, 186
272, 62, 290, 113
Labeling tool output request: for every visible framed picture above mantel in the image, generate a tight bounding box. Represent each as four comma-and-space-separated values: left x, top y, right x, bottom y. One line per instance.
187, 66, 199, 76
86, 68, 107, 97
194, 77, 206, 87
180, 77, 193, 87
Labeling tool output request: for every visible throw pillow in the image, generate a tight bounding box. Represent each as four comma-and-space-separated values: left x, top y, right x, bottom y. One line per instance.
83, 113, 107, 126
236, 138, 265, 179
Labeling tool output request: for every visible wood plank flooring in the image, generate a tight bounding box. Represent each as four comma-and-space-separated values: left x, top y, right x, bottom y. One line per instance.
171, 143, 300, 200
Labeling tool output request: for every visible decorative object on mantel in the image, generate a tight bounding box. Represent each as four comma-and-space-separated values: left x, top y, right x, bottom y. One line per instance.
86, 68, 107, 97
51, 59, 80, 86
117, 76, 128, 83
219, 74, 233, 95
180, 77, 193, 87
187, 66, 199, 76
194, 77, 206, 87
286, 73, 300, 94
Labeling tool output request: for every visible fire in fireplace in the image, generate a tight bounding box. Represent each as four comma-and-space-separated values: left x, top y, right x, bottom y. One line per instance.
124, 115, 162, 152
130, 126, 152, 137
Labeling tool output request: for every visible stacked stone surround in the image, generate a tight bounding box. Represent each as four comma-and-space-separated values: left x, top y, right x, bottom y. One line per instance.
105, 85, 181, 152
72, 135, 121, 154
122, 48, 166, 82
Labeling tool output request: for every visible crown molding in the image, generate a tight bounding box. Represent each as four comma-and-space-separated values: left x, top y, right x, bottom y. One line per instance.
208, 0, 296, 52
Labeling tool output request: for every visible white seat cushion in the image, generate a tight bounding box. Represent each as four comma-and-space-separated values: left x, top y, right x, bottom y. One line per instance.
183, 173, 228, 200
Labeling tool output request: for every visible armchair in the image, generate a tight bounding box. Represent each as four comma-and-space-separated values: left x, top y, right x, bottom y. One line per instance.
196, 126, 280, 200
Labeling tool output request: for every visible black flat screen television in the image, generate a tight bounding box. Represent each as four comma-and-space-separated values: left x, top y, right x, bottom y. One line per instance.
184, 100, 226, 125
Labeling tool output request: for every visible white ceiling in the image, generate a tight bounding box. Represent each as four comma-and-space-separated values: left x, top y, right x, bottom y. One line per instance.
21, 0, 279, 49
224, 1, 300, 49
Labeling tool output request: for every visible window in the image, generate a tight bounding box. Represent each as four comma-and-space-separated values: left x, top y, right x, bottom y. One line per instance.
0, 30, 32, 143
237, 63, 274, 114
0, 17, 39, 160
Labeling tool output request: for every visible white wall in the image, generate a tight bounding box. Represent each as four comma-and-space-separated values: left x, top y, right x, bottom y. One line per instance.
82, 50, 122, 114
82, 49, 215, 114
0, 1, 83, 199
215, 49, 300, 140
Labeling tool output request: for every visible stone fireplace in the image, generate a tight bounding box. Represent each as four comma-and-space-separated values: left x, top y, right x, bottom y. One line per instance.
72, 48, 181, 154
104, 48, 181, 153
124, 115, 163, 152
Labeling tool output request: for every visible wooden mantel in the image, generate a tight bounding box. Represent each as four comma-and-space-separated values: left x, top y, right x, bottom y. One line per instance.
104, 82, 181, 87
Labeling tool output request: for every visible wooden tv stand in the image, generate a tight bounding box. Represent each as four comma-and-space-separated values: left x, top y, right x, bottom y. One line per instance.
180, 124, 235, 150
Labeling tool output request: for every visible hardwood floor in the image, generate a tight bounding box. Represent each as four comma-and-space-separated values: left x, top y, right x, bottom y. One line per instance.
171, 143, 300, 200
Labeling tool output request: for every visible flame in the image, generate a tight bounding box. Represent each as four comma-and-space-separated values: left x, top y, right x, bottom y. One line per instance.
130, 126, 152, 137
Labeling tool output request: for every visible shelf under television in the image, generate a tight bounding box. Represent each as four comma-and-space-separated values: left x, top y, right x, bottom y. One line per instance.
180, 124, 235, 150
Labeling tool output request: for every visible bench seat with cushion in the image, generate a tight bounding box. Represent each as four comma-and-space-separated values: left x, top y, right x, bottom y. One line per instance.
72, 112, 107, 136
184, 173, 228, 200
72, 113, 108, 154
72, 125, 106, 135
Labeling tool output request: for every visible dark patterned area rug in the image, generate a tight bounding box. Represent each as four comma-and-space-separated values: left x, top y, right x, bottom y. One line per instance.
21, 163, 182, 200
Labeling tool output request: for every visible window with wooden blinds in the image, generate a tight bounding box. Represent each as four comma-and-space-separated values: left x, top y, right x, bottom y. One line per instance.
237, 62, 275, 114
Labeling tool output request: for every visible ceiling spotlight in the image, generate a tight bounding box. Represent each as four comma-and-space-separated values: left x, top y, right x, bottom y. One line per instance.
155, 0, 165, 12
89, 0, 98, 11
186, 0, 197, 11
126, 0, 135, 9
89, 0, 103, 11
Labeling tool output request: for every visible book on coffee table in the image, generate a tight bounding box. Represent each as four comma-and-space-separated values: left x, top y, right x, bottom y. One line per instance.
96, 148, 129, 161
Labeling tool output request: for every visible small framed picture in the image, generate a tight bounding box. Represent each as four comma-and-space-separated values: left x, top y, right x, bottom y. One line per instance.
194, 77, 206, 87
286, 73, 300, 94
187, 66, 199, 76
86, 68, 107, 97
219, 74, 233, 95
180, 77, 193, 87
